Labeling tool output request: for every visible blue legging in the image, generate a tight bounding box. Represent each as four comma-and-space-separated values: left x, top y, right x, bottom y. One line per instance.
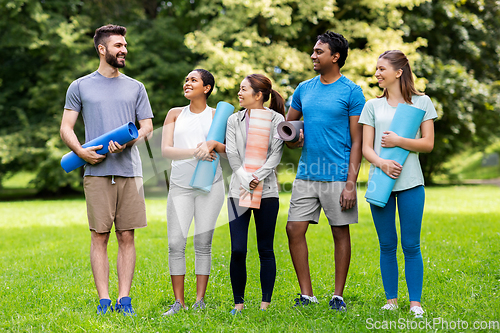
228, 197, 279, 304
370, 185, 425, 302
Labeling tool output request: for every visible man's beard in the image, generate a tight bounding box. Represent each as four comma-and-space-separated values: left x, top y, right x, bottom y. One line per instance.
105, 51, 126, 68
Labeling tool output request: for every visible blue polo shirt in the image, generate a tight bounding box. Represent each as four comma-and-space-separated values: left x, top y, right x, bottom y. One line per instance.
291, 75, 365, 181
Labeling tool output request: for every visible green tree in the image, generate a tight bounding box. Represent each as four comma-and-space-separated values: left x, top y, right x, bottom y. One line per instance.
403, 0, 500, 180
183, 0, 428, 174
0, 0, 197, 193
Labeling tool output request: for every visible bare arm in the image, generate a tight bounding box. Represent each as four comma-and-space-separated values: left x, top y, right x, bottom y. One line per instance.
340, 116, 363, 211
60, 109, 106, 165
362, 124, 402, 179
161, 108, 198, 160
381, 119, 434, 153
285, 106, 304, 149
108, 118, 154, 153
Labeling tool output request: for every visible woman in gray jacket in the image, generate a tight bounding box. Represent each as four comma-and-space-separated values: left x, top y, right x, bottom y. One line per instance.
225, 74, 285, 314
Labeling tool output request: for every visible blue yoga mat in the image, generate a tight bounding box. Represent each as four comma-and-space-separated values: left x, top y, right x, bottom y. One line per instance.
60, 122, 139, 173
190, 101, 235, 192
365, 104, 426, 207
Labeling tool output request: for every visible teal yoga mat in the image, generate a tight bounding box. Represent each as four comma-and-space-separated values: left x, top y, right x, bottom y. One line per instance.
60, 122, 139, 173
365, 104, 426, 207
189, 101, 235, 192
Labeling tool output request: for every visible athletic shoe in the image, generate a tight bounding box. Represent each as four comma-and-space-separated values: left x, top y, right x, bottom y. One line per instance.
381, 303, 398, 310
115, 297, 136, 316
410, 306, 424, 318
293, 294, 318, 307
162, 300, 188, 316
97, 298, 113, 315
192, 298, 206, 310
230, 308, 242, 315
329, 295, 346, 312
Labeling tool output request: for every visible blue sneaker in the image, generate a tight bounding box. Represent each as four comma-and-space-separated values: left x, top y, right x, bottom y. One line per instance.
115, 296, 136, 316
97, 298, 113, 315
329, 295, 346, 312
293, 294, 319, 307
230, 308, 242, 315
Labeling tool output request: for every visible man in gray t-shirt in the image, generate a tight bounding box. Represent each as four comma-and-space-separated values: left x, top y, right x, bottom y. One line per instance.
60, 24, 153, 316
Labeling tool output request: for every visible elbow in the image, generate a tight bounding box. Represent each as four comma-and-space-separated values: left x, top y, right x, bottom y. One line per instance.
361, 145, 369, 159
424, 143, 434, 153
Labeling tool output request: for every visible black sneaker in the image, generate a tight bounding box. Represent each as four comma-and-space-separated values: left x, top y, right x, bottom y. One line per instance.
293, 294, 318, 307
329, 296, 346, 312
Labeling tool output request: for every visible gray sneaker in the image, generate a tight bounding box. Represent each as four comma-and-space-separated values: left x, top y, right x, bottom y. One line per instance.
192, 298, 206, 310
162, 300, 187, 316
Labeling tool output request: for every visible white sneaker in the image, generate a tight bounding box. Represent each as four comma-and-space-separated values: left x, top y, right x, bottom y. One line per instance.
307, 295, 319, 304
162, 300, 188, 316
410, 306, 424, 318
381, 303, 398, 310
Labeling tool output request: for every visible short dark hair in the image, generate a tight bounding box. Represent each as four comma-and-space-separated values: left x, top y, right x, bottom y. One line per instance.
317, 31, 349, 68
194, 69, 215, 98
93, 24, 127, 53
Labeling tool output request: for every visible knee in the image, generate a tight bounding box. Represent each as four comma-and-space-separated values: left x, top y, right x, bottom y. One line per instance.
168, 238, 187, 255
401, 240, 421, 257
116, 230, 134, 245
379, 240, 397, 255
91, 231, 110, 246
231, 248, 247, 261
286, 222, 304, 239
258, 247, 275, 260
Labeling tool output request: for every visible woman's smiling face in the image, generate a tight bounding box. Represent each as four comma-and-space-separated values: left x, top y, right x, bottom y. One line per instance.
238, 78, 261, 109
183, 71, 207, 100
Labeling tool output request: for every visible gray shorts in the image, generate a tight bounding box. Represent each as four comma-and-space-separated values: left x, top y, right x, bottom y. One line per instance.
287, 179, 358, 226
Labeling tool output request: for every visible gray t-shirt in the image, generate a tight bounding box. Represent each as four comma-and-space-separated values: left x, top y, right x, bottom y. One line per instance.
358, 95, 438, 191
64, 71, 153, 177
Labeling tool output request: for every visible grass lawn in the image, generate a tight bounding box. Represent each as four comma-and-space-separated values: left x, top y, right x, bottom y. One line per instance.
0, 186, 499, 332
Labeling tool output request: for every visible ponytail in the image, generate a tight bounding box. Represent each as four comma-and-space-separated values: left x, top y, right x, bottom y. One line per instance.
270, 89, 286, 117
245, 74, 286, 117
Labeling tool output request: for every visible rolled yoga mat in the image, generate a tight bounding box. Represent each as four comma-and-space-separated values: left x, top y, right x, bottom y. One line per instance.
60, 122, 139, 173
365, 104, 426, 208
277, 121, 303, 142
189, 101, 235, 192
239, 109, 273, 209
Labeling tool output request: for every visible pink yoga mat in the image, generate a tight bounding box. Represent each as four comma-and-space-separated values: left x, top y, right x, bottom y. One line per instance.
239, 109, 273, 209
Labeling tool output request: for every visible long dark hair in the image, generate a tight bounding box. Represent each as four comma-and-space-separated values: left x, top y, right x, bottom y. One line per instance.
377, 50, 423, 104
245, 74, 285, 117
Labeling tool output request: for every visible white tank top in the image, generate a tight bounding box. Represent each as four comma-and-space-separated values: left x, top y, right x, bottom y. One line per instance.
170, 105, 222, 188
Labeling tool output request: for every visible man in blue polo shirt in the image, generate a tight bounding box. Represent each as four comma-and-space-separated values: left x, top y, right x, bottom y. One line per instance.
285, 31, 365, 311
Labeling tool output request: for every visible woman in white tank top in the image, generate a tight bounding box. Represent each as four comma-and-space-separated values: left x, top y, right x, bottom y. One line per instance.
161, 69, 226, 315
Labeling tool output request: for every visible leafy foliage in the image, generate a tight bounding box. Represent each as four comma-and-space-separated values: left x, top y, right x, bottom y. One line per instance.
1, 0, 499, 191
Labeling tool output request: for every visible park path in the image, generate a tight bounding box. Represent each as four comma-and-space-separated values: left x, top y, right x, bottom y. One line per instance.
462, 178, 500, 187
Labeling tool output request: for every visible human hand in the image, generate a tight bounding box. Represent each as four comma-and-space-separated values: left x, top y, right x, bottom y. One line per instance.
108, 140, 125, 154
286, 129, 304, 148
381, 159, 403, 179
249, 175, 259, 190
79, 145, 106, 165
381, 131, 400, 148
194, 141, 211, 160
339, 181, 357, 211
